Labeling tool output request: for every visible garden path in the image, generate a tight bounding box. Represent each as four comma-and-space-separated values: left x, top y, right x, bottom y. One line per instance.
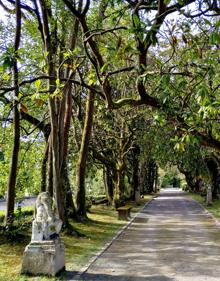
68, 189, 220, 281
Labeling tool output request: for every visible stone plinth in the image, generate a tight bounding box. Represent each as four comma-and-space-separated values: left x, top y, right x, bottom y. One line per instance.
206, 186, 212, 205
21, 239, 65, 276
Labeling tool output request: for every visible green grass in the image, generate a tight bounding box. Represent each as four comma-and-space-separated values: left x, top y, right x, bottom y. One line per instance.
0, 206, 34, 222
0, 195, 153, 281
186, 192, 220, 220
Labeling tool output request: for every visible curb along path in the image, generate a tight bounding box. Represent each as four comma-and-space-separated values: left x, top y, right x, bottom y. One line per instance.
68, 189, 220, 281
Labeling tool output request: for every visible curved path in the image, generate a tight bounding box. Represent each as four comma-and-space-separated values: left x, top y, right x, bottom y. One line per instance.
71, 189, 220, 281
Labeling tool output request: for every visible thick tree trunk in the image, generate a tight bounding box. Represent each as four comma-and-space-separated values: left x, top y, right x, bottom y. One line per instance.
133, 163, 140, 202
139, 162, 145, 195
131, 145, 140, 203
47, 140, 53, 196
179, 169, 196, 191
61, 159, 76, 218
49, 102, 66, 223
146, 159, 157, 193
58, 6, 82, 221
103, 167, 114, 205
113, 171, 121, 208
39, 0, 66, 223
41, 141, 49, 192
61, 81, 77, 219
205, 157, 220, 199
140, 161, 148, 194
112, 165, 125, 208
76, 91, 95, 217
4, 0, 21, 227
154, 164, 158, 193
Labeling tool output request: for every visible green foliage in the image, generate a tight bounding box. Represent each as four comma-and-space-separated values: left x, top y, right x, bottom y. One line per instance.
86, 168, 105, 197
0, 120, 44, 198
1, 45, 15, 70
209, 31, 220, 45
0, 0, 219, 224
161, 169, 180, 188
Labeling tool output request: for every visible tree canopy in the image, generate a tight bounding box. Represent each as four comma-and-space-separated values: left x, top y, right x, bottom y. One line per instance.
0, 0, 220, 225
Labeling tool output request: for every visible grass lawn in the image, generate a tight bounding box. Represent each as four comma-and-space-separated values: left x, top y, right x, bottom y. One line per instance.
186, 192, 220, 220
0, 195, 153, 281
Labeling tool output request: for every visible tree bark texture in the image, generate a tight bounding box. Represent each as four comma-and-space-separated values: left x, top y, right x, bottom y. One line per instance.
131, 145, 140, 203
205, 157, 220, 199
76, 90, 95, 217
41, 141, 49, 192
59, 8, 83, 219
39, 0, 66, 223
112, 165, 125, 208
47, 139, 53, 196
103, 167, 114, 204
5, 0, 21, 227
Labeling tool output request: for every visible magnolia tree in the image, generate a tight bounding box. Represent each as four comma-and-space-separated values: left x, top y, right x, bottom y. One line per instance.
0, 0, 220, 225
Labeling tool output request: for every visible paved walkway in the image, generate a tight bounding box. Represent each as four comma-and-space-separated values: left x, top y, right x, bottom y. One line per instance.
70, 189, 220, 281
0, 197, 36, 211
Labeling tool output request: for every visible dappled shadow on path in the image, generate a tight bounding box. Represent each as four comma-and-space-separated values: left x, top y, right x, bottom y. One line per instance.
64, 189, 220, 280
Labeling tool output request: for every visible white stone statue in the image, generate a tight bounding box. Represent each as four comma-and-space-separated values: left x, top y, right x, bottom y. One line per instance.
31, 192, 62, 241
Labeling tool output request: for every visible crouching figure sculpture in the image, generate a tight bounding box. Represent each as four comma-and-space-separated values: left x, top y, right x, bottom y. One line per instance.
32, 192, 62, 241
21, 192, 65, 276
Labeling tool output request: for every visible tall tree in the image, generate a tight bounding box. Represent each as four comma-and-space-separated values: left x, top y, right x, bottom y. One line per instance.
4, 0, 21, 227
76, 90, 95, 217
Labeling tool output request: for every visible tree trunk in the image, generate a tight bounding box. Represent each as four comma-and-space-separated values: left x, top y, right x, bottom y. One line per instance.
112, 165, 125, 208
178, 168, 195, 191
131, 145, 140, 203
59, 2, 83, 221
41, 141, 49, 192
113, 170, 121, 208
147, 159, 156, 193
4, 0, 21, 227
49, 101, 66, 223
103, 167, 114, 205
62, 82, 74, 214
61, 159, 77, 218
154, 164, 158, 193
139, 162, 145, 195
39, 0, 66, 223
205, 157, 220, 199
76, 90, 95, 217
47, 139, 53, 196
57, 4, 83, 221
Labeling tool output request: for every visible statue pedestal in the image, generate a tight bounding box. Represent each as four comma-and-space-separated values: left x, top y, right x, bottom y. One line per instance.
21, 239, 65, 276
206, 186, 212, 205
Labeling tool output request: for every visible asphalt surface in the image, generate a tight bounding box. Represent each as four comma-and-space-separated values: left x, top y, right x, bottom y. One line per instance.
0, 197, 36, 211
68, 189, 220, 281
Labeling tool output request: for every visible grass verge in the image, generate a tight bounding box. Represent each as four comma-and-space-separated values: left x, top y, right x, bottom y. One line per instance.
186, 192, 220, 220
0, 195, 153, 281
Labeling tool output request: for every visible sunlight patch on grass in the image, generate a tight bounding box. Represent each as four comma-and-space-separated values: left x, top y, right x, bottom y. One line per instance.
64, 205, 126, 273
0, 243, 25, 281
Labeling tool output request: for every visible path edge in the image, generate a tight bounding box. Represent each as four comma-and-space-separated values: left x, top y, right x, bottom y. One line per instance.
70, 196, 156, 281
189, 197, 220, 228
